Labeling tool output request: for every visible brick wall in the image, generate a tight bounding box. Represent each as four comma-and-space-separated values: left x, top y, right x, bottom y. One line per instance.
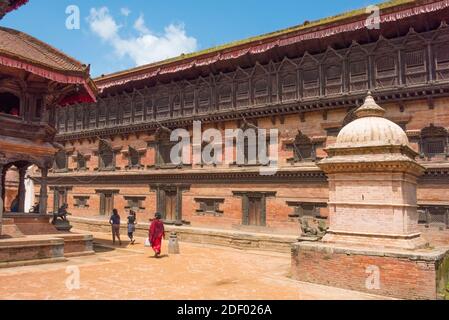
291, 242, 449, 300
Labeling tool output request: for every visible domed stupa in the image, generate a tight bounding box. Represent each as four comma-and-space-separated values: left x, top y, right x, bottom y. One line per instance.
318, 92, 426, 249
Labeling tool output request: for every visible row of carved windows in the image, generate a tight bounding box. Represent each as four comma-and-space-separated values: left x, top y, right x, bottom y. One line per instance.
53, 124, 449, 171
56, 27, 449, 133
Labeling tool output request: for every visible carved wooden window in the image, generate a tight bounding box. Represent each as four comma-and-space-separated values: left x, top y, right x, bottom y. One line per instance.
195, 198, 224, 216
121, 95, 132, 124
0, 92, 20, 117
349, 59, 368, 92
124, 196, 145, 212
74, 196, 89, 209
302, 68, 320, 98
66, 107, 75, 131
418, 206, 449, 228
76, 152, 87, 171
155, 129, 178, 167
133, 92, 144, 122
218, 84, 232, 110
99, 140, 115, 171
54, 150, 68, 172
108, 100, 118, 126
375, 55, 398, 87
435, 44, 449, 80
127, 146, 143, 169
183, 88, 195, 116
236, 81, 250, 108
57, 109, 66, 132
281, 73, 297, 101
253, 79, 269, 105
75, 105, 83, 130
144, 94, 154, 120
172, 94, 181, 118
97, 100, 107, 128
324, 64, 343, 95
420, 125, 449, 159
287, 201, 327, 218
404, 49, 427, 85
287, 132, 316, 163
155, 96, 170, 119
197, 88, 211, 114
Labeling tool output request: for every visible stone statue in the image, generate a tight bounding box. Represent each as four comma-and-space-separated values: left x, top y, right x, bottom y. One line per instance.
299, 216, 328, 239
52, 204, 72, 232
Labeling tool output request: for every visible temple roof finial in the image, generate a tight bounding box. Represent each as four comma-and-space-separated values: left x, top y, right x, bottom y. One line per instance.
354, 91, 386, 118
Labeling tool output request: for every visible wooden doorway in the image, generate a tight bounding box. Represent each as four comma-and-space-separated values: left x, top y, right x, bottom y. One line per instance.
98, 192, 115, 216
248, 197, 262, 226
164, 190, 177, 221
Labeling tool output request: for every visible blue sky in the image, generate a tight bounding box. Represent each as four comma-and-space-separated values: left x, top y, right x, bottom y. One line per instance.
1, 0, 374, 77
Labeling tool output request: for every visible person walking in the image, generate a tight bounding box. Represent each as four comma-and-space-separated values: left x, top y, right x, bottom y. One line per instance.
109, 209, 122, 246
149, 212, 165, 258
127, 210, 137, 245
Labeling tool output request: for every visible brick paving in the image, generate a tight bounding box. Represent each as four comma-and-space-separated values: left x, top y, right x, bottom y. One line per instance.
0, 232, 391, 300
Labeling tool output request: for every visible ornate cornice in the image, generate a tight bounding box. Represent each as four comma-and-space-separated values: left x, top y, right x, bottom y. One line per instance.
41, 170, 327, 185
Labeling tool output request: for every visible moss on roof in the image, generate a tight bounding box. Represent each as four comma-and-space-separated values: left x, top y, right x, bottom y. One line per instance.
95, 0, 416, 83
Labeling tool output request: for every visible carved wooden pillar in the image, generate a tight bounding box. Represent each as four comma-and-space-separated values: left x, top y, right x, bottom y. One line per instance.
39, 167, 48, 215
18, 165, 27, 213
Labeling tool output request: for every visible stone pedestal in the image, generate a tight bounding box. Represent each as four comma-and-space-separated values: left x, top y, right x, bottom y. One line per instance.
52, 219, 73, 232
168, 232, 180, 254
292, 93, 449, 299
292, 242, 449, 300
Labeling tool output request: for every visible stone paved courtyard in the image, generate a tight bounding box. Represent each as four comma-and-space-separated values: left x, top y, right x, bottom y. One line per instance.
0, 232, 390, 300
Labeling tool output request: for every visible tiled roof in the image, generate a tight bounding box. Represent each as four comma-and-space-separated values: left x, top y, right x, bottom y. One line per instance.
0, 26, 88, 74
95, 0, 420, 87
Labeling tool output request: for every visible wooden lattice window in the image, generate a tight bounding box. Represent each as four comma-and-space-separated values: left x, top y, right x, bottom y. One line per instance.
76, 152, 87, 171
124, 196, 146, 212
404, 49, 427, 84
325, 65, 343, 95
236, 81, 250, 107
349, 59, 369, 92
420, 125, 449, 159
197, 88, 210, 113
287, 201, 327, 218
54, 150, 68, 172
155, 96, 170, 119
302, 68, 320, 98
195, 198, 224, 216
74, 196, 89, 209
435, 44, 449, 80
127, 146, 143, 169
99, 139, 115, 171
287, 132, 317, 163
218, 84, 232, 110
183, 89, 195, 115
281, 73, 297, 101
134, 92, 145, 122
418, 206, 449, 229
375, 55, 397, 87
172, 94, 181, 117
253, 79, 269, 105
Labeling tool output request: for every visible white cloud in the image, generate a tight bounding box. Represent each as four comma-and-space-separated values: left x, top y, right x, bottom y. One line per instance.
87, 7, 198, 67
134, 14, 150, 34
120, 7, 131, 17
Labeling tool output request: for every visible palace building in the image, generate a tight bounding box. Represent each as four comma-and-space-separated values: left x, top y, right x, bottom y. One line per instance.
41, 0, 449, 238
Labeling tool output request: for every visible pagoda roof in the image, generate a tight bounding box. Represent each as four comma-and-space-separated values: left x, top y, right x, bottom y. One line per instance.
95, 0, 447, 92
0, 0, 28, 20
0, 26, 97, 102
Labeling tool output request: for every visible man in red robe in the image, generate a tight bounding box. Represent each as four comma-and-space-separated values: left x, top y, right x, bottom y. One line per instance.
149, 212, 165, 257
